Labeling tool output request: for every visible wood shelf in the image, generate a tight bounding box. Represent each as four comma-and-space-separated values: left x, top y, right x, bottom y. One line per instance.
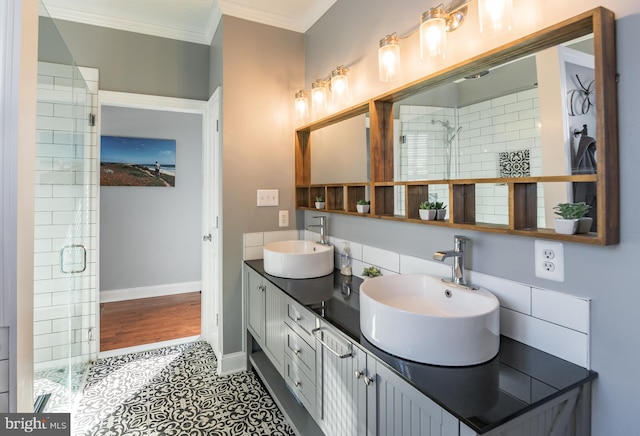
294, 8, 618, 246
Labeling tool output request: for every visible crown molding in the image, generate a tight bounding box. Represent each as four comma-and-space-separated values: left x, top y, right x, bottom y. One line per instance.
217, 1, 306, 33
41, 5, 211, 45
205, 1, 223, 44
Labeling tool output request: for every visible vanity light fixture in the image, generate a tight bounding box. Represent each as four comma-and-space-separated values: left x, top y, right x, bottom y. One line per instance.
330, 65, 350, 104
478, 0, 513, 38
311, 79, 328, 114
294, 65, 351, 118
295, 90, 309, 121
379, 33, 401, 82
378, 0, 513, 80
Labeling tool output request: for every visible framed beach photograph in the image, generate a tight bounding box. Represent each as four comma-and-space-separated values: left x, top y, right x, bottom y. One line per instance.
100, 136, 176, 187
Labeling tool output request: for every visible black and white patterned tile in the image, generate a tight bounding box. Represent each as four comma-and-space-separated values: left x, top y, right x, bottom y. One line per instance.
499, 149, 531, 178
73, 341, 295, 436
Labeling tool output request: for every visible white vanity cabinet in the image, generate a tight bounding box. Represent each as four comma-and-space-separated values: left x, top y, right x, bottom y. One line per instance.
314, 320, 372, 436
315, 319, 459, 436
375, 363, 460, 436
246, 266, 265, 346
245, 266, 285, 376
283, 297, 318, 418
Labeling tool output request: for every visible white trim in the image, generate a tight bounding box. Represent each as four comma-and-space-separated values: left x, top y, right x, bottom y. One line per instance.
99, 90, 208, 113
100, 281, 202, 303
98, 335, 201, 359
217, 351, 247, 376
41, 5, 210, 45
201, 87, 223, 361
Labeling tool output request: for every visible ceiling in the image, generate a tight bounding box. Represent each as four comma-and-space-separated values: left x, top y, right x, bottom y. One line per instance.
40, 0, 337, 44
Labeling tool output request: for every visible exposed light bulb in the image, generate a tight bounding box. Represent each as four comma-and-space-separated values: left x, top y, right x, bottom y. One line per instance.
379, 34, 400, 82
478, 0, 513, 37
420, 8, 447, 62
295, 90, 309, 121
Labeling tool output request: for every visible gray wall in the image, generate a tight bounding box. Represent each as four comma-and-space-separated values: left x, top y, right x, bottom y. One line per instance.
304, 1, 640, 435
41, 18, 210, 100
220, 16, 304, 353
100, 106, 202, 291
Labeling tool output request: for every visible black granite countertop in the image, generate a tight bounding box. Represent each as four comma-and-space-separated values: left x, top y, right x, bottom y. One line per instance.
245, 260, 597, 434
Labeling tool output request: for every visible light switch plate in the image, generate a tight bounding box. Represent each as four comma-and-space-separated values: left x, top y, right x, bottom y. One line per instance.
257, 189, 278, 206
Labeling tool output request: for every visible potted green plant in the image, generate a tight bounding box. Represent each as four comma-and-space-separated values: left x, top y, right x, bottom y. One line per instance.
362, 266, 382, 279
418, 201, 436, 220
434, 201, 447, 220
314, 195, 325, 209
356, 199, 370, 214
553, 202, 591, 234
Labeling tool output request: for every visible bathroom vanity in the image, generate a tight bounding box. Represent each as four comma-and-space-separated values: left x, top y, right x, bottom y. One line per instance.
244, 260, 597, 436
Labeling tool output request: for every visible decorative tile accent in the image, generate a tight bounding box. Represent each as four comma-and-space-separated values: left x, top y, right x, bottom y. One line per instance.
499, 149, 531, 178
73, 341, 294, 435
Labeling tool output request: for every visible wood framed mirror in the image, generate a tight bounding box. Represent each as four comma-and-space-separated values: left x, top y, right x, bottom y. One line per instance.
296, 7, 618, 245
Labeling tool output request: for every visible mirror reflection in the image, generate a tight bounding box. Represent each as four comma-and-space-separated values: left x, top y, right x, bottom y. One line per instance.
394, 34, 595, 227
310, 113, 370, 184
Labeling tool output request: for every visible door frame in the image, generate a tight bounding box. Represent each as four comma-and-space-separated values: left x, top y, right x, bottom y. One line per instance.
96, 91, 216, 354
201, 87, 223, 360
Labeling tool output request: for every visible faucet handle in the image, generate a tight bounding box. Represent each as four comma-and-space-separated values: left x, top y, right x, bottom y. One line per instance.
453, 235, 469, 251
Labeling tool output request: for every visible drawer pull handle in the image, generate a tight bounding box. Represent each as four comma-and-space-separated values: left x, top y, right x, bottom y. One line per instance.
293, 349, 301, 356
354, 370, 363, 379
294, 316, 301, 322
364, 376, 375, 386
294, 381, 301, 388
312, 327, 353, 359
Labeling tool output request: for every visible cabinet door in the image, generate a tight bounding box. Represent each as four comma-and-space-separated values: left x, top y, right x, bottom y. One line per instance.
374, 363, 459, 436
264, 281, 286, 377
315, 323, 368, 436
246, 268, 265, 346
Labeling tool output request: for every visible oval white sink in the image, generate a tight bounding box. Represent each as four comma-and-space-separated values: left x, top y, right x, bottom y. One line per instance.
360, 274, 499, 366
263, 240, 333, 279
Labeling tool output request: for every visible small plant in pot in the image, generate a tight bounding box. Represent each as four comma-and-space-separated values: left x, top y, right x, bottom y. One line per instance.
553, 202, 591, 234
356, 199, 370, 214
418, 201, 436, 220
433, 201, 447, 220
362, 266, 382, 279
314, 195, 325, 209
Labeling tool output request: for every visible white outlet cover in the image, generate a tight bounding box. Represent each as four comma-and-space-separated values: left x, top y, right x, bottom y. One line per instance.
535, 240, 564, 281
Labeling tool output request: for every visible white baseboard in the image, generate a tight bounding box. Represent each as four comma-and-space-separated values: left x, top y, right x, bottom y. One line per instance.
98, 335, 202, 359
217, 351, 247, 376
100, 281, 202, 303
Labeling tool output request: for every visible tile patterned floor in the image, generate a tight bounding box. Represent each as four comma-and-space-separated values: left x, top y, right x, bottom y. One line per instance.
73, 341, 295, 435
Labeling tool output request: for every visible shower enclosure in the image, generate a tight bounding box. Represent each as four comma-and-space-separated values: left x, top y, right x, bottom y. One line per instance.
33, 3, 98, 412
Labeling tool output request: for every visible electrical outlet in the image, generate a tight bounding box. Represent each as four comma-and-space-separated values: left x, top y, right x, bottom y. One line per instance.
535, 240, 564, 281
279, 210, 289, 227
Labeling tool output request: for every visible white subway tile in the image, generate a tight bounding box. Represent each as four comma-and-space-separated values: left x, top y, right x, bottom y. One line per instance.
244, 246, 263, 260
532, 287, 590, 334
244, 232, 264, 247
33, 347, 53, 364
500, 308, 588, 367
263, 230, 298, 244
362, 246, 400, 273
399, 254, 452, 277
469, 272, 532, 314
34, 321, 52, 336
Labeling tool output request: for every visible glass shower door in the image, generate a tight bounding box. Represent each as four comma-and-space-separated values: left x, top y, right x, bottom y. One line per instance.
34, 5, 97, 413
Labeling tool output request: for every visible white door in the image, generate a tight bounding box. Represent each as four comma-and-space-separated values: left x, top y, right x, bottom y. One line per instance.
202, 87, 222, 359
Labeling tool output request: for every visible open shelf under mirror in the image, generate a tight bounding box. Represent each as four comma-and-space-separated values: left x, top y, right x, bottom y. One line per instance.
295, 7, 618, 245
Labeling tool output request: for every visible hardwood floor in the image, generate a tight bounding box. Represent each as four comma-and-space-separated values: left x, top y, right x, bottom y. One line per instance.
100, 292, 201, 352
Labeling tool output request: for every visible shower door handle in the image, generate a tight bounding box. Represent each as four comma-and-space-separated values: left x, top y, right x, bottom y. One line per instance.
60, 244, 87, 274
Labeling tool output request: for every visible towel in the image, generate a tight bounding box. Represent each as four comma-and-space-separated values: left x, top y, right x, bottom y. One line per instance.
572, 134, 597, 231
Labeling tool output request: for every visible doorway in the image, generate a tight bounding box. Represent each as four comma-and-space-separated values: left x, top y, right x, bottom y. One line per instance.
96, 92, 220, 357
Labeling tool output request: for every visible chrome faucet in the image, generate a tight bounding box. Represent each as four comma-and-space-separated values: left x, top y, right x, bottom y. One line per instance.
433, 235, 478, 290
307, 215, 330, 245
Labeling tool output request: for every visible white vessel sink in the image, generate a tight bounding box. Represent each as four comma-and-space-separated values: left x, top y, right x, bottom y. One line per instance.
263, 240, 333, 279
360, 274, 500, 366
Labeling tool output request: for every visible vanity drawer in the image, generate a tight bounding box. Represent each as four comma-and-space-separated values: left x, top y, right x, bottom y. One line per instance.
285, 327, 316, 383
285, 297, 316, 348
284, 354, 316, 414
